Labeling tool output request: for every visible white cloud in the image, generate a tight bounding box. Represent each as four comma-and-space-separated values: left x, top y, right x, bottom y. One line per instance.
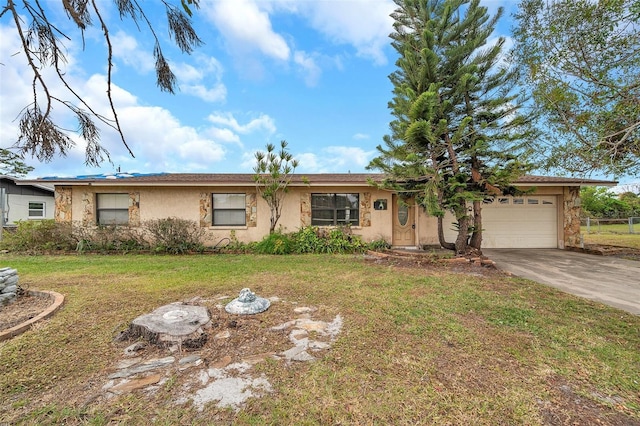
295, 146, 375, 173
176, 56, 227, 103
294, 0, 395, 65
353, 133, 370, 140
203, 0, 290, 61
182, 84, 227, 103
206, 128, 241, 145
177, 139, 226, 164
207, 112, 276, 135
325, 146, 374, 168
296, 153, 321, 172
95, 102, 228, 172
111, 31, 155, 73
293, 51, 322, 87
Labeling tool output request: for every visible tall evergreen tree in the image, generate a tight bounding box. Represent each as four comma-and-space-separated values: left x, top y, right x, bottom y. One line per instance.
369, 0, 534, 254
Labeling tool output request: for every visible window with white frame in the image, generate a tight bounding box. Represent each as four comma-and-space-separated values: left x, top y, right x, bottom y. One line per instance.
28, 202, 45, 218
212, 193, 246, 226
96, 193, 129, 226
311, 193, 359, 226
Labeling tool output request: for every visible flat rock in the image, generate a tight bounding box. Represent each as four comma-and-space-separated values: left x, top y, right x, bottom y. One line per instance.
110, 374, 162, 394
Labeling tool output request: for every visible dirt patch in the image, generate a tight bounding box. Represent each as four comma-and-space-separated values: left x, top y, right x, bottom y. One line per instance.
577, 244, 640, 261
0, 292, 54, 331
363, 249, 501, 277
538, 376, 640, 426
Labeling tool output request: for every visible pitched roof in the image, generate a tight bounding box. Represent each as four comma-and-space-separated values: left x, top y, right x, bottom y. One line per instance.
26, 172, 617, 187
1, 175, 54, 193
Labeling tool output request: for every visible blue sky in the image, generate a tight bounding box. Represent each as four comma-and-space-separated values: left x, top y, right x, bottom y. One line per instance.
4, 0, 632, 187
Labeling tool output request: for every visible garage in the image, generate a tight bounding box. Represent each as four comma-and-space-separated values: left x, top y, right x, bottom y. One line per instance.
444, 195, 558, 248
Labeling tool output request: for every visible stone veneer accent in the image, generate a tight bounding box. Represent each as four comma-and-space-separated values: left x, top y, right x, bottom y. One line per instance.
199, 193, 211, 228
129, 193, 140, 227
563, 186, 581, 248
246, 193, 257, 227
300, 193, 311, 227
54, 187, 72, 223
82, 191, 94, 226
360, 192, 371, 227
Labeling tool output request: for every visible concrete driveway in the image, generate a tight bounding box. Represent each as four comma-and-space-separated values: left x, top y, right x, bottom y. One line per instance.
483, 249, 640, 315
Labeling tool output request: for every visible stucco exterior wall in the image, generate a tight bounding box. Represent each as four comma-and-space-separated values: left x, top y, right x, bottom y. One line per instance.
416, 208, 440, 247
5, 194, 55, 224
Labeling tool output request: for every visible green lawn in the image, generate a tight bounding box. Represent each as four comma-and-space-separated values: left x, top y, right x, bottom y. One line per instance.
1, 254, 638, 425
581, 224, 640, 249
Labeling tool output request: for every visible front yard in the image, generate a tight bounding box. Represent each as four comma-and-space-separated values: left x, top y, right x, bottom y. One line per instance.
1, 253, 638, 425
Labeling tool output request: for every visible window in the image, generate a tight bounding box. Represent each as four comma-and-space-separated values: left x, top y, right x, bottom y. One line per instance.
28, 202, 45, 218
212, 194, 246, 226
311, 193, 359, 226
96, 193, 129, 226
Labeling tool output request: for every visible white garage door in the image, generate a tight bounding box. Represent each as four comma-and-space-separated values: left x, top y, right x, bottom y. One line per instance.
444, 196, 558, 248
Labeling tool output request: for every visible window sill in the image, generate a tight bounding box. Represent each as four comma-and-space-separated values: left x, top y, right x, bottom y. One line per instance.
313, 225, 362, 230
209, 225, 249, 230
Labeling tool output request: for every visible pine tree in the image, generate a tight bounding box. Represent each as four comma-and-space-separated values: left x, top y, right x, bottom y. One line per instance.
369, 0, 534, 254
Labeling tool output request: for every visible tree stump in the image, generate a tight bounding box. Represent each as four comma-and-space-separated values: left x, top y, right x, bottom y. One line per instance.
127, 303, 211, 349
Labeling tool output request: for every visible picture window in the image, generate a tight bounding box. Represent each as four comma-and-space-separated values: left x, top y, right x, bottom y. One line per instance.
311, 193, 359, 226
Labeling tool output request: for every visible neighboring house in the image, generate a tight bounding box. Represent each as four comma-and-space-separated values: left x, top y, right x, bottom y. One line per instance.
0, 175, 55, 226
31, 173, 616, 249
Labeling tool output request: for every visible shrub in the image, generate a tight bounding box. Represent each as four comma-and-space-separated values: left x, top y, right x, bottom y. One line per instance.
368, 238, 391, 251
292, 225, 323, 253
0, 220, 77, 253
290, 225, 368, 254
323, 227, 366, 253
74, 225, 147, 253
214, 230, 253, 253
254, 231, 294, 255
143, 218, 204, 254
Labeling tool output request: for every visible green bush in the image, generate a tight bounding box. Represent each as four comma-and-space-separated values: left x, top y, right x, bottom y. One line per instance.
367, 238, 391, 251
143, 218, 204, 254
289, 226, 368, 254
214, 230, 254, 253
292, 226, 323, 253
322, 227, 367, 253
254, 231, 294, 255
74, 225, 147, 253
0, 220, 77, 252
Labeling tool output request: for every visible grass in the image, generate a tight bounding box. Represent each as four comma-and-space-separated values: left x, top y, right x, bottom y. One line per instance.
1, 253, 639, 425
581, 224, 640, 249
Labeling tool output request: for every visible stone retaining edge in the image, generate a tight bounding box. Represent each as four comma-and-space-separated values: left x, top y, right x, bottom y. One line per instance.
0, 290, 65, 342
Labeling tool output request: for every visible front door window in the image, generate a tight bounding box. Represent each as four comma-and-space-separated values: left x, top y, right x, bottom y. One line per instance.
398, 204, 409, 226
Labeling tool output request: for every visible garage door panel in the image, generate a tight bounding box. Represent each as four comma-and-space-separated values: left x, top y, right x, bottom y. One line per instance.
441, 196, 558, 249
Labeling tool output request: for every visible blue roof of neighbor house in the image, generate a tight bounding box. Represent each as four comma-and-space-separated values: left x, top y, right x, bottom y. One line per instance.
39, 172, 168, 181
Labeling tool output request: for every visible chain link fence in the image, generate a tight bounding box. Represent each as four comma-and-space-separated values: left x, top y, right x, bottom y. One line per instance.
582, 217, 640, 234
